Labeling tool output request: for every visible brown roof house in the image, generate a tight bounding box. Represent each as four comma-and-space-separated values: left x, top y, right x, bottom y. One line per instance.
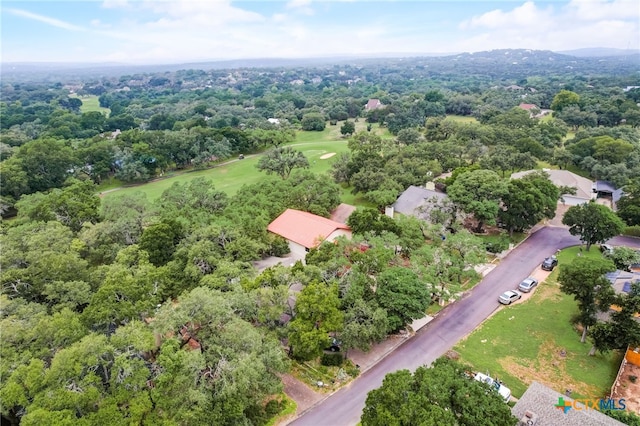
365, 98, 384, 110
267, 209, 352, 259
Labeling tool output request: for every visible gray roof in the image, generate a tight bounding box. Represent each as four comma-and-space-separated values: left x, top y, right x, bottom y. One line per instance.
595, 180, 618, 194
511, 381, 624, 426
511, 170, 594, 201
392, 185, 447, 218
613, 188, 624, 204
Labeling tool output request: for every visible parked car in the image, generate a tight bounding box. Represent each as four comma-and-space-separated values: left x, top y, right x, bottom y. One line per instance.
518, 277, 539, 293
327, 337, 341, 352
474, 372, 511, 403
498, 290, 522, 305
541, 256, 558, 271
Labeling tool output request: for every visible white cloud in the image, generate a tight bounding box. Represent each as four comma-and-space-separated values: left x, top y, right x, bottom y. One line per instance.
285, 0, 315, 15
6, 8, 85, 31
456, 0, 639, 52
566, 0, 640, 21
460, 2, 553, 31
101, 0, 130, 10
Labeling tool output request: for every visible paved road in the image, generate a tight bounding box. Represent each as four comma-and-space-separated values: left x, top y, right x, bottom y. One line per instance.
288, 228, 640, 426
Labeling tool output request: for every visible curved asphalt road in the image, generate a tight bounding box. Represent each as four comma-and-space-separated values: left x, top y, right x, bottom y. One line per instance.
289, 227, 640, 426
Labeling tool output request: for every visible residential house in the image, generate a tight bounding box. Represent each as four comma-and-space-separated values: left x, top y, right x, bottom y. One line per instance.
386, 184, 448, 221
364, 98, 384, 110
511, 169, 595, 206
593, 180, 623, 210
329, 203, 356, 225
267, 209, 352, 258
511, 381, 624, 425
518, 103, 551, 118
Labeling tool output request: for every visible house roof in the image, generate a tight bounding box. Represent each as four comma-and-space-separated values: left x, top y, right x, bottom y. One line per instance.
594, 180, 618, 194
519, 103, 538, 110
511, 381, 624, 426
393, 185, 447, 218
511, 169, 594, 201
365, 99, 384, 110
606, 269, 640, 295
267, 209, 350, 249
329, 203, 356, 225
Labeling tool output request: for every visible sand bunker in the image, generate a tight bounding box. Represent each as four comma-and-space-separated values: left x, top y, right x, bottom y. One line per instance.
320, 152, 336, 159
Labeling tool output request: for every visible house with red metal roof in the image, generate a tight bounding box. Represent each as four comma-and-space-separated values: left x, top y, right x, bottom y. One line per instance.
267, 209, 352, 258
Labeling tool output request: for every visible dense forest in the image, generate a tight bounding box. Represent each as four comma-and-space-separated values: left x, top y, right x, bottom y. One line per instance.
1, 49, 640, 425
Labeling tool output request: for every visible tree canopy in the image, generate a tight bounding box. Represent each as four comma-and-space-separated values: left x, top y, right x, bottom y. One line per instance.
361, 357, 517, 426
562, 202, 625, 251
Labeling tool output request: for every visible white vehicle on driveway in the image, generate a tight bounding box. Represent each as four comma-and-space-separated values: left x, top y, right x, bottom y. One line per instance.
474, 372, 511, 403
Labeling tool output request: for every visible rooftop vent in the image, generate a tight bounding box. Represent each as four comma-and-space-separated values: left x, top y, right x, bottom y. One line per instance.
518, 410, 538, 426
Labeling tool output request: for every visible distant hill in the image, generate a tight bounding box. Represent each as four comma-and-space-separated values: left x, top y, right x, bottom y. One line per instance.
557, 47, 640, 57
1, 48, 639, 82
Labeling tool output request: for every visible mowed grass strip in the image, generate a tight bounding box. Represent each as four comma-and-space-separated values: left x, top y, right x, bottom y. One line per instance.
102, 135, 352, 202
454, 245, 623, 400
71, 94, 111, 116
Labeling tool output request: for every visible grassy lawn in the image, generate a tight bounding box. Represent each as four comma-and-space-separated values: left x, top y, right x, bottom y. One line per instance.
446, 115, 479, 124
101, 123, 391, 207
70, 94, 110, 116
454, 246, 623, 400
265, 393, 297, 426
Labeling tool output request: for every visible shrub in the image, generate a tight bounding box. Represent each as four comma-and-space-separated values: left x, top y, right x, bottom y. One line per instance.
320, 352, 344, 367
484, 237, 510, 253
623, 225, 640, 237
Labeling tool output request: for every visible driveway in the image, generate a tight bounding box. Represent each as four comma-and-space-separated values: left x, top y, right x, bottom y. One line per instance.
288, 228, 640, 426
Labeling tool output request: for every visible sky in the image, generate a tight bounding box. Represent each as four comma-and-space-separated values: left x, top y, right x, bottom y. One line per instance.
1, 0, 639, 64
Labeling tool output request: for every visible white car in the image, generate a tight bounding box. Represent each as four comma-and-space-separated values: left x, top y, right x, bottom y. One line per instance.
498, 290, 522, 305
474, 372, 511, 403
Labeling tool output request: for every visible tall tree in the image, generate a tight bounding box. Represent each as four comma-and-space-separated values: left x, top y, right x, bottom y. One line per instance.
288, 282, 343, 360
616, 178, 640, 226
447, 169, 508, 232
562, 202, 625, 251
589, 282, 640, 355
499, 172, 558, 236
256, 146, 310, 179
558, 257, 616, 342
361, 357, 517, 426
376, 267, 430, 332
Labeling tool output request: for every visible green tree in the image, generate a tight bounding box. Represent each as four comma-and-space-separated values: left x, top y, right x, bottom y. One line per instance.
589, 282, 640, 355
499, 172, 558, 235
340, 120, 356, 136
376, 267, 430, 332
361, 357, 517, 426
551, 89, 580, 112
617, 178, 640, 226
606, 246, 640, 271
341, 299, 388, 353
256, 146, 310, 179
152, 286, 289, 424
288, 282, 343, 360
301, 113, 326, 131
562, 202, 625, 251
14, 138, 78, 194
139, 220, 184, 266
15, 178, 101, 232
558, 257, 616, 342
347, 208, 400, 236
447, 169, 508, 232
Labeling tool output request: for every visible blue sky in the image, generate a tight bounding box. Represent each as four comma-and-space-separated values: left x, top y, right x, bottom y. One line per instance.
1, 0, 638, 64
